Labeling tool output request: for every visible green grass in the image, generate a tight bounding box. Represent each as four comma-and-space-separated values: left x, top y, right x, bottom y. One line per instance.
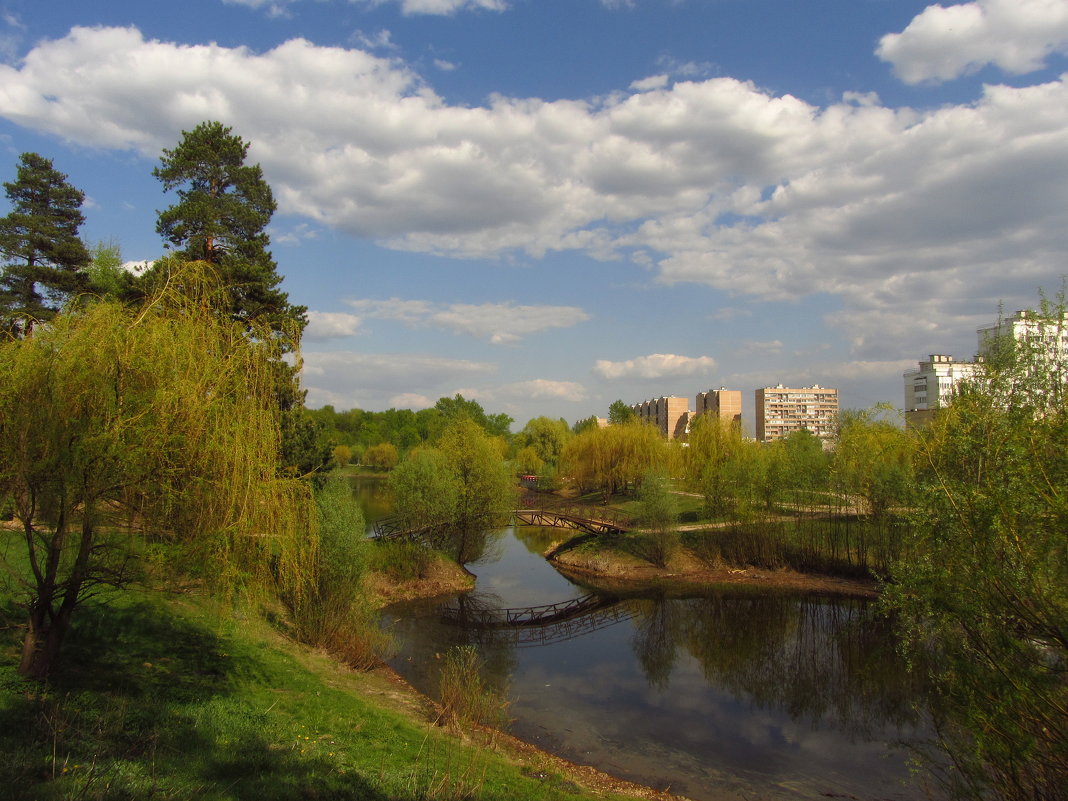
0, 580, 630, 801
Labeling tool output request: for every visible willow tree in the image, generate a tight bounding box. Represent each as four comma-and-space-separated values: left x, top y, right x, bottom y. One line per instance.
390, 419, 515, 564
0, 262, 315, 679
561, 421, 665, 504
684, 413, 746, 518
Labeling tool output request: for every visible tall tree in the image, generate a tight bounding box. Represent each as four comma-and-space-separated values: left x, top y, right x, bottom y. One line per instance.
153, 120, 307, 336
608, 399, 638, 425
0, 152, 90, 335
0, 262, 314, 679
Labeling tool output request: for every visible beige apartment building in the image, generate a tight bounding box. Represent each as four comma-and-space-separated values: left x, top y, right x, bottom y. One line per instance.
694, 388, 742, 426
755, 384, 838, 443
631, 396, 691, 440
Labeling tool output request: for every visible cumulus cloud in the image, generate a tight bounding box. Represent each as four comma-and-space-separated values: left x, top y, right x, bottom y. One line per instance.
1, 25, 1066, 362
878, 0, 1068, 84
304, 311, 363, 340
594, 353, 717, 380
346, 297, 589, 343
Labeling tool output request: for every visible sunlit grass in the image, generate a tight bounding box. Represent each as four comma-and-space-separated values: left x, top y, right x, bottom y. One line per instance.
0, 551, 631, 801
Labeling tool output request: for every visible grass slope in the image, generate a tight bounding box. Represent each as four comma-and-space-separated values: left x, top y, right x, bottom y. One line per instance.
0, 584, 645, 801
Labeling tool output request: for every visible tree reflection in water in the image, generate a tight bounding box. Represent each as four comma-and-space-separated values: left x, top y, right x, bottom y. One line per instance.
628, 590, 926, 735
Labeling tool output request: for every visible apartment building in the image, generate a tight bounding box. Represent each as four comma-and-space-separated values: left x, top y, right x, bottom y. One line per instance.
903, 354, 979, 428
694, 388, 742, 426
903, 309, 1067, 427
977, 309, 1068, 363
631, 396, 691, 440
755, 384, 838, 443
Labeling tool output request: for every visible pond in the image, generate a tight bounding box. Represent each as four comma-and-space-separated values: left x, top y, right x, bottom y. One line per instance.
356, 479, 933, 801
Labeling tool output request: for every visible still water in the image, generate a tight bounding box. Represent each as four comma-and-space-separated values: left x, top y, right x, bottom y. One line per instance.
356, 479, 931, 801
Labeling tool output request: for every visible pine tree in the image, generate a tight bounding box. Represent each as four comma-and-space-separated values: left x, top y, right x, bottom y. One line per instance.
153, 121, 307, 337
0, 152, 91, 336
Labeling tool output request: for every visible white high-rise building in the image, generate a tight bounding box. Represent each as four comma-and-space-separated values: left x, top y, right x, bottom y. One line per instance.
904, 309, 1067, 427
903, 355, 979, 428
977, 309, 1068, 364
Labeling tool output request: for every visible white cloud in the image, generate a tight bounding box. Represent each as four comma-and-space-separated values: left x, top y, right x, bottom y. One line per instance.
346, 298, 436, 324
1, 26, 1065, 364
345, 297, 589, 343
877, 0, 1068, 84
431, 302, 590, 344
433, 58, 457, 72
498, 379, 587, 401
227, 0, 505, 15
122, 260, 153, 275
304, 311, 363, 340
359, 0, 507, 15
631, 74, 668, 92
593, 353, 717, 380
223, 0, 293, 18
350, 29, 399, 52
301, 350, 495, 408
741, 339, 783, 355
389, 392, 434, 409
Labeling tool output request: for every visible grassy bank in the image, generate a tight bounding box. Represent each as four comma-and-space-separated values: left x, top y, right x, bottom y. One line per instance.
529, 487, 904, 581
0, 571, 667, 801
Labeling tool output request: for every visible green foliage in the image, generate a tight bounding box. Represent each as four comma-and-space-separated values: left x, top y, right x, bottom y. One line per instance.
436, 645, 510, 729
285, 473, 385, 669
436, 420, 517, 562
832, 405, 912, 521
636, 470, 679, 567
279, 404, 331, 478
390, 420, 516, 564
153, 121, 306, 336
607, 399, 637, 425
0, 589, 599, 801
571, 415, 601, 435
684, 414, 747, 518
388, 449, 461, 530
333, 444, 353, 468
882, 297, 1067, 801
513, 416, 571, 467
84, 239, 136, 300
561, 421, 666, 503
365, 441, 399, 470
308, 397, 517, 459
0, 152, 90, 335
0, 262, 315, 678
434, 393, 514, 440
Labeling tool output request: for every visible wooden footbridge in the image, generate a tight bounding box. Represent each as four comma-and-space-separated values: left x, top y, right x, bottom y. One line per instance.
437, 594, 636, 648
372, 509, 624, 541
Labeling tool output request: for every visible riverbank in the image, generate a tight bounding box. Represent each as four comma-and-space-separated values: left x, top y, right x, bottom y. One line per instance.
548, 539, 880, 598
0, 577, 685, 801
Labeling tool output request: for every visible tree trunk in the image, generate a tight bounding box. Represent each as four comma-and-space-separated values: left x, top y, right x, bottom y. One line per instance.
19, 603, 72, 680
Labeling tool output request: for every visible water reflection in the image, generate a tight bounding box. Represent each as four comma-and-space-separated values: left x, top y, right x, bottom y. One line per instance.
360, 473, 932, 801
384, 551, 930, 800
349, 475, 393, 533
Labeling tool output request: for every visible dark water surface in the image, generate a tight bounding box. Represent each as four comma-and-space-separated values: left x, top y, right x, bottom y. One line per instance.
358, 481, 931, 801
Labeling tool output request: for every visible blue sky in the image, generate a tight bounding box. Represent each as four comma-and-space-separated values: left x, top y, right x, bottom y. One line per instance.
2, 0, 1067, 430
